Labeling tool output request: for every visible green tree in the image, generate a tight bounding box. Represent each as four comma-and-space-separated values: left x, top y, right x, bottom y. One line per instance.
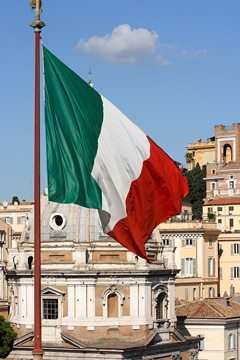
185, 152, 194, 165
11, 196, 20, 205
183, 164, 206, 219
0, 316, 17, 358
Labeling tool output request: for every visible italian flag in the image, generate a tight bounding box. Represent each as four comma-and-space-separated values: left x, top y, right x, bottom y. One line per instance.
43, 46, 188, 260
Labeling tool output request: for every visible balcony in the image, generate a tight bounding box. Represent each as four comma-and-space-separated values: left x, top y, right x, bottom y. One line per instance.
209, 188, 240, 198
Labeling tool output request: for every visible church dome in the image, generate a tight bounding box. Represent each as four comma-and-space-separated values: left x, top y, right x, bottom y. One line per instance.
22, 190, 102, 244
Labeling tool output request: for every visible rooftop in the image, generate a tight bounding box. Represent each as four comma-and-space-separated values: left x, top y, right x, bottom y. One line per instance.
203, 197, 240, 206
176, 296, 240, 319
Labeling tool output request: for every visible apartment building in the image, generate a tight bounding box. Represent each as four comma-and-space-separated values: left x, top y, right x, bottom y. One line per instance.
176, 296, 240, 360
218, 232, 240, 296
0, 218, 12, 319
0, 201, 34, 246
186, 136, 215, 170
158, 222, 220, 301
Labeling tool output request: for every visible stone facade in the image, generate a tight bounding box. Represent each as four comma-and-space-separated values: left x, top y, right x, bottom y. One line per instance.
158, 222, 220, 301
6, 193, 199, 359
0, 218, 12, 319
186, 138, 215, 170
202, 123, 240, 232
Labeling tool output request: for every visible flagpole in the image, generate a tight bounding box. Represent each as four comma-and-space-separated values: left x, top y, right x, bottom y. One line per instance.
30, 1, 45, 359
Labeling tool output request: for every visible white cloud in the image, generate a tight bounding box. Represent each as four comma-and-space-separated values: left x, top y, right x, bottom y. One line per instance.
76, 24, 159, 64
75, 24, 208, 65
177, 48, 208, 60
159, 43, 208, 61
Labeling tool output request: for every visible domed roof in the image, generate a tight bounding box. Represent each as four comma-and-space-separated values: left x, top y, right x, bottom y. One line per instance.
22, 190, 103, 243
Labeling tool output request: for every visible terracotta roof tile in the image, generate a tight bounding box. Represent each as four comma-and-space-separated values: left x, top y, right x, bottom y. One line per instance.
176, 299, 240, 319
203, 197, 240, 206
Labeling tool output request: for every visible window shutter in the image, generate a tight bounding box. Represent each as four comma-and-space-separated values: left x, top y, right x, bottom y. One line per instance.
193, 258, 197, 275
192, 239, 196, 247
17, 217, 21, 224
169, 239, 172, 246
208, 258, 211, 276
184, 288, 188, 301
164, 257, 168, 268
213, 287, 215, 297
182, 239, 186, 247
231, 267, 234, 280
213, 258, 215, 276
231, 244, 234, 255
10, 217, 13, 224
228, 334, 231, 350
219, 267, 222, 280
233, 333, 236, 349
181, 258, 185, 276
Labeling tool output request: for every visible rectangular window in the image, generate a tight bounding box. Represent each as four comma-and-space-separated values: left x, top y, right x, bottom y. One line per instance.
181, 258, 197, 276
43, 299, 58, 320
228, 333, 236, 350
187, 258, 196, 275
231, 267, 240, 279
218, 219, 222, 224
217, 207, 222, 215
163, 239, 172, 246
183, 210, 189, 220
5, 217, 13, 224
0, 232, 6, 242
212, 169, 216, 174
229, 181, 234, 189
208, 258, 215, 276
211, 182, 216, 190
17, 216, 26, 224
229, 206, 234, 214
232, 244, 240, 255
209, 287, 215, 298
183, 238, 196, 247
208, 207, 213, 213
186, 238, 193, 246
193, 288, 197, 301
230, 218, 234, 228
185, 258, 193, 275
209, 240, 213, 247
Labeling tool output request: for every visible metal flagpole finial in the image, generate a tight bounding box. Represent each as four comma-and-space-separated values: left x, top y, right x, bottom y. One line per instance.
88, 69, 94, 88
30, 0, 45, 33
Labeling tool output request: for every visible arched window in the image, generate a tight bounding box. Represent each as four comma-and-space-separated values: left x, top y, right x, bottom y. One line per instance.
223, 144, 232, 163
102, 285, 125, 318
152, 284, 168, 321
156, 293, 165, 319
107, 293, 118, 317
28, 256, 33, 269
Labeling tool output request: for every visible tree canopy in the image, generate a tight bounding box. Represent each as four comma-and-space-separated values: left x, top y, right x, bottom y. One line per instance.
11, 196, 20, 205
185, 152, 194, 165
0, 316, 17, 358
183, 163, 206, 219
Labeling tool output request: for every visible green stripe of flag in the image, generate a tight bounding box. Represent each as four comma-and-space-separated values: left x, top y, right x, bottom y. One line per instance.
43, 46, 103, 209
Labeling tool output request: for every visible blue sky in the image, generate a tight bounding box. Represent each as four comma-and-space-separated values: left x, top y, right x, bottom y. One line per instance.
1, 1, 239, 201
